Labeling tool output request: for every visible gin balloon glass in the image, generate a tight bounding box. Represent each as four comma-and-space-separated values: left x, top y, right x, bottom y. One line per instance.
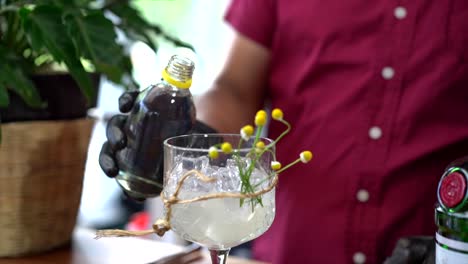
163, 134, 276, 264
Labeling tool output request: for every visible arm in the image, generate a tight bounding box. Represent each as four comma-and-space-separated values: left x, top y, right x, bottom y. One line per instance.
195, 31, 271, 133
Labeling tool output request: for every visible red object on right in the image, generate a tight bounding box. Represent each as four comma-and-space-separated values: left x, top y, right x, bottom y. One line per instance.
439, 171, 467, 208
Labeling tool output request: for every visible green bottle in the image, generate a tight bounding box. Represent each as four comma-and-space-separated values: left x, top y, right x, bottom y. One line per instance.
435, 157, 468, 263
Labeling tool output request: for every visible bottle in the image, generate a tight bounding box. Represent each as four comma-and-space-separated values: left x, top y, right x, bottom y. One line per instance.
115, 55, 196, 199
435, 156, 468, 263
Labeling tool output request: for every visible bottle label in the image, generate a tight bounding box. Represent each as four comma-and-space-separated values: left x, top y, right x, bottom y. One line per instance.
436, 233, 468, 264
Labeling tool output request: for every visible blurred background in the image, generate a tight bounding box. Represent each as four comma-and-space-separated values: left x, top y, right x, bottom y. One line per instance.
77, 0, 241, 255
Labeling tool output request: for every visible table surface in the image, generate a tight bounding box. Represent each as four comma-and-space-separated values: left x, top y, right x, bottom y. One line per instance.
0, 227, 267, 264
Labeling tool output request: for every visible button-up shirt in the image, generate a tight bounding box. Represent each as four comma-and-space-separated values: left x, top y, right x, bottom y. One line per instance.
226, 0, 468, 263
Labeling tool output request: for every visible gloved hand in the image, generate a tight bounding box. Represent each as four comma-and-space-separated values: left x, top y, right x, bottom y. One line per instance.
99, 90, 217, 200
99, 90, 140, 179
384, 236, 435, 264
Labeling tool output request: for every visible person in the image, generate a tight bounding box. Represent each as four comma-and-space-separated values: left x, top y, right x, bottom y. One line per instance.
100, 0, 468, 263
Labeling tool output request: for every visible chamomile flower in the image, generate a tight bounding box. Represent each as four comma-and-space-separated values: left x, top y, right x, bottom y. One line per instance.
272, 108, 284, 120
208, 146, 219, 159
256, 110, 267, 118
240, 125, 254, 141
300, 151, 313, 163
255, 115, 266, 126
255, 111, 267, 126
255, 141, 265, 153
221, 142, 233, 154
271, 161, 282, 170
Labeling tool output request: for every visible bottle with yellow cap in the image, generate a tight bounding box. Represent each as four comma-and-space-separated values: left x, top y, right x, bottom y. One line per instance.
115, 54, 196, 199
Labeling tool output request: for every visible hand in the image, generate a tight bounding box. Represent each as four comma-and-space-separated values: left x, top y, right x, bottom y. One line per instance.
99, 90, 143, 200
99, 90, 139, 178
384, 236, 435, 264
99, 90, 218, 200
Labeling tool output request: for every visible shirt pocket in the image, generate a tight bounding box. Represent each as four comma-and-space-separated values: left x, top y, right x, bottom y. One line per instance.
449, 1, 468, 63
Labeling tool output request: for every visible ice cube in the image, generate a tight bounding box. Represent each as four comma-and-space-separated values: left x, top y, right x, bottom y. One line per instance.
181, 156, 209, 171
227, 157, 252, 171
249, 166, 272, 190
215, 167, 240, 192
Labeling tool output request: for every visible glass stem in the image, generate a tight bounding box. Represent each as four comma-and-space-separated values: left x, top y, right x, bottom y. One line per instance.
209, 249, 230, 264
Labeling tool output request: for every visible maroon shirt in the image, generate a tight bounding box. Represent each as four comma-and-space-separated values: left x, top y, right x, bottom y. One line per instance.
226, 1, 468, 263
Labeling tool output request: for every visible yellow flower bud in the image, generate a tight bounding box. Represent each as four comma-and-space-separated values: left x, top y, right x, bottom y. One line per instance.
221, 142, 233, 154
256, 110, 267, 119
208, 146, 219, 159
240, 125, 254, 141
255, 114, 267, 126
256, 141, 265, 149
272, 108, 284, 120
300, 151, 313, 163
255, 141, 265, 153
271, 161, 282, 170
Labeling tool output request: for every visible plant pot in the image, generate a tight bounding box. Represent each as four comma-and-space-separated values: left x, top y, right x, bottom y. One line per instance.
0, 118, 94, 257
0, 73, 99, 257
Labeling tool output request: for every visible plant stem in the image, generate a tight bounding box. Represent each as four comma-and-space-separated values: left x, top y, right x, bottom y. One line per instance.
276, 159, 301, 174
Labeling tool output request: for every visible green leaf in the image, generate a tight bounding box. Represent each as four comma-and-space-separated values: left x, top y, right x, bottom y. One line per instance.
0, 84, 10, 108
124, 28, 158, 53
110, 2, 193, 51
109, 3, 159, 51
65, 11, 126, 83
0, 64, 44, 108
22, 5, 95, 103
19, 8, 44, 52
0, 45, 43, 108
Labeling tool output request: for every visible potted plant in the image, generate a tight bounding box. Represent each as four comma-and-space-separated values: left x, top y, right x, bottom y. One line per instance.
0, 0, 190, 257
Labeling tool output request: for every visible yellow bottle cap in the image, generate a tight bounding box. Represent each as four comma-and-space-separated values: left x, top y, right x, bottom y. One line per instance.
162, 68, 192, 89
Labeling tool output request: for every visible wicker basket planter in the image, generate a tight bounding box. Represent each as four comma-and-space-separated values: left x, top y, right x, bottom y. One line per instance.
0, 118, 94, 257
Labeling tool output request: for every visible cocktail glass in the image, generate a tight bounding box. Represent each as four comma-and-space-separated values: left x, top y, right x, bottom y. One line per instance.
163, 134, 276, 264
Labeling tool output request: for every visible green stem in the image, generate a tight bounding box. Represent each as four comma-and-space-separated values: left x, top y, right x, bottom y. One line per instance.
15, 35, 28, 55
5, 12, 20, 48
276, 158, 301, 174
274, 119, 291, 144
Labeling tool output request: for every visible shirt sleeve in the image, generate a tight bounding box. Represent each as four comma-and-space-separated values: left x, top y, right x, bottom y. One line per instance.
224, 0, 276, 49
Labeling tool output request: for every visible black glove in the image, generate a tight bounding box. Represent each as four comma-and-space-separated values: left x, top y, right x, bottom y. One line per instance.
99, 91, 217, 200
99, 91, 139, 179
384, 236, 435, 264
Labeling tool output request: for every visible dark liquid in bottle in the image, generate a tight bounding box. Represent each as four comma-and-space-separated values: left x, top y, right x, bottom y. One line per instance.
116, 84, 195, 199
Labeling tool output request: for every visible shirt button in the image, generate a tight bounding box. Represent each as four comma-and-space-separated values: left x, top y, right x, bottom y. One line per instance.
353, 252, 367, 264
381, 67, 395, 80
394, 6, 407, 20
368, 126, 382, 140
356, 189, 370, 202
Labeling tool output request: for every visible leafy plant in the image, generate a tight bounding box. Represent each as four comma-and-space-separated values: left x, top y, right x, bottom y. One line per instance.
0, 0, 192, 110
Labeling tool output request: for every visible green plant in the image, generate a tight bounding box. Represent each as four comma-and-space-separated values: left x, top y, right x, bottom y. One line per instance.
208, 109, 313, 210
0, 0, 191, 110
